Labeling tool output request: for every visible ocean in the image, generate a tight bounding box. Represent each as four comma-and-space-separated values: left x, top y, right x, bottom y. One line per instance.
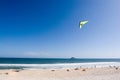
0, 58, 120, 69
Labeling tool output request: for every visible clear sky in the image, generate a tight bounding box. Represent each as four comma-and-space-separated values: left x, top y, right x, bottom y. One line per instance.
0, 0, 120, 58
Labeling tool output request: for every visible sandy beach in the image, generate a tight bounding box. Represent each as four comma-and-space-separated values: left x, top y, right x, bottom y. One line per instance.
0, 67, 120, 80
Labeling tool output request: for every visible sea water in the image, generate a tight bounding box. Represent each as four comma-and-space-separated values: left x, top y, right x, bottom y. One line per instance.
0, 58, 120, 69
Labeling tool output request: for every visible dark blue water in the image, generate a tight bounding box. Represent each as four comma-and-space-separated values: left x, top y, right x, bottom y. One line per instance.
0, 58, 120, 69
0, 58, 120, 64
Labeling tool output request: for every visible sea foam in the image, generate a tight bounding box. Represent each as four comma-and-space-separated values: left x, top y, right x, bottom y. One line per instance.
0, 62, 120, 69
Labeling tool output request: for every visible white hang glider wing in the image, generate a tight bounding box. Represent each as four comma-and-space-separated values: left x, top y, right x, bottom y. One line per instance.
79, 20, 88, 29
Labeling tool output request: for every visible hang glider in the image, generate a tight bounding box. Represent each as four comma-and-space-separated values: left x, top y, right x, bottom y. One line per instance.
79, 20, 88, 29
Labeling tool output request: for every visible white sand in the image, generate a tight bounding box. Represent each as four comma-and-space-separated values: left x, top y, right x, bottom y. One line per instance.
0, 67, 120, 80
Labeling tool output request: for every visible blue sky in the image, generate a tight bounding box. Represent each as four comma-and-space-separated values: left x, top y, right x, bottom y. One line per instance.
0, 0, 120, 58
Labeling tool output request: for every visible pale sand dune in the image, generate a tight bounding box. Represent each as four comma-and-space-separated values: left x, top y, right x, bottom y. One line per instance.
0, 67, 120, 80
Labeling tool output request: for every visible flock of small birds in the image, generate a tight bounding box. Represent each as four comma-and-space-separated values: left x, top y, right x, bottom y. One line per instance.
51, 67, 87, 72
0, 69, 21, 75
51, 66, 120, 72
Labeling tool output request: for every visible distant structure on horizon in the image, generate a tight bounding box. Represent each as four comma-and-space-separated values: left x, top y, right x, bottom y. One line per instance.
70, 57, 76, 59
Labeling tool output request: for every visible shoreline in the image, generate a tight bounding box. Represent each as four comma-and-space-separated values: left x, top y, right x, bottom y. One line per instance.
0, 62, 120, 70
0, 62, 120, 80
